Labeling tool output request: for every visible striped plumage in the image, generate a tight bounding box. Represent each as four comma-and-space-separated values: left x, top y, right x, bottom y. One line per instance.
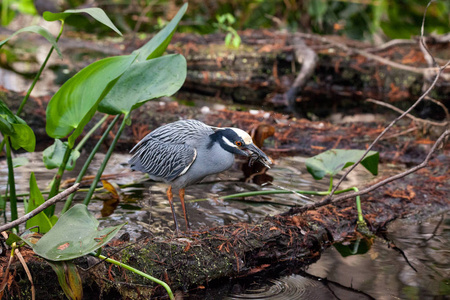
129, 119, 271, 232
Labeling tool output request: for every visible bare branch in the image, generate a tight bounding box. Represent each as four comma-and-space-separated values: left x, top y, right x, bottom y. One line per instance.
295, 32, 449, 77
0, 183, 80, 233
367, 98, 448, 127
425, 96, 450, 120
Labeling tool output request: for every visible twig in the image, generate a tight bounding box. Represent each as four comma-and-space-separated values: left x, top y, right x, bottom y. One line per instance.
15, 248, 35, 300
295, 32, 449, 77
425, 96, 450, 120
283, 129, 449, 215
0, 183, 80, 233
367, 98, 448, 127
364, 38, 416, 52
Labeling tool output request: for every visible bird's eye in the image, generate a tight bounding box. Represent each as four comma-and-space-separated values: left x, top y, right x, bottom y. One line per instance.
235, 141, 242, 147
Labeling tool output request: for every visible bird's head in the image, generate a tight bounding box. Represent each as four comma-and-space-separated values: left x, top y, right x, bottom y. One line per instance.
212, 127, 272, 168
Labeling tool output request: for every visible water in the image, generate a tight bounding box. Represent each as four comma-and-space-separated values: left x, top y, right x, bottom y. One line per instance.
1, 152, 448, 299
225, 214, 449, 299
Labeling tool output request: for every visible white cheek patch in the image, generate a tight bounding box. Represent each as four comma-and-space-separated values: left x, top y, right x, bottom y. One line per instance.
232, 128, 253, 145
222, 136, 237, 148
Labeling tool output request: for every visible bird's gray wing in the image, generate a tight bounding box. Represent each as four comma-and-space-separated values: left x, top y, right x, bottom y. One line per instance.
129, 138, 197, 181
130, 120, 213, 152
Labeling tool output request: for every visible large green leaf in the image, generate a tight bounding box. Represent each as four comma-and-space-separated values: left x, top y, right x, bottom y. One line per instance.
98, 54, 187, 115
134, 3, 188, 61
0, 25, 62, 58
45, 55, 135, 147
26, 173, 53, 233
0, 101, 35, 152
30, 204, 124, 261
305, 149, 379, 180
43, 8, 122, 36
43, 139, 80, 171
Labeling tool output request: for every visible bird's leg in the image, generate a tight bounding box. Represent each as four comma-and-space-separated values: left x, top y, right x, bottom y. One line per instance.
166, 186, 180, 234
179, 188, 190, 231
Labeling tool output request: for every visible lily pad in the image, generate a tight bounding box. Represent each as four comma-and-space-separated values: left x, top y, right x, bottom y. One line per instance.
305, 149, 379, 180
28, 204, 124, 261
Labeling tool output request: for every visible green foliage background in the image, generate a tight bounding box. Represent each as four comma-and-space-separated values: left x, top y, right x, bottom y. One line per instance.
3, 0, 448, 41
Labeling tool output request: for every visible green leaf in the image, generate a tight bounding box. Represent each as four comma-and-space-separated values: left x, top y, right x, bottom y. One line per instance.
30, 204, 125, 261
0, 192, 5, 214
9, 122, 36, 152
0, 115, 15, 135
98, 54, 187, 115
0, 101, 35, 152
47, 260, 83, 300
45, 55, 135, 147
12, 157, 29, 168
224, 33, 232, 46
43, 139, 81, 171
232, 34, 241, 48
135, 3, 188, 61
26, 173, 53, 233
43, 8, 122, 36
6, 230, 41, 247
6, 232, 25, 246
305, 149, 379, 180
0, 25, 62, 58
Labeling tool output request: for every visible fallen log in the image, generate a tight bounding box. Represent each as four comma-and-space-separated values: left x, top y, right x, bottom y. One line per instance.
1, 29, 448, 118
1, 163, 448, 298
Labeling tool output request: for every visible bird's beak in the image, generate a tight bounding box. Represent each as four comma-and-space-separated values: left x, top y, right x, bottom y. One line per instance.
245, 143, 272, 168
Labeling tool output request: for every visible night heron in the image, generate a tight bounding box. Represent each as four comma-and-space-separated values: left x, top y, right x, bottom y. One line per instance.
129, 119, 272, 232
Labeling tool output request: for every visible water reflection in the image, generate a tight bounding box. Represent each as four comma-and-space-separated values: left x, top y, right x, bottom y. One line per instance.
227, 272, 374, 300
226, 214, 449, 299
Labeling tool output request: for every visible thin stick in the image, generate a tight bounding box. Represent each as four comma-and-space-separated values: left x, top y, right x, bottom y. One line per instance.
0, 183, 80, 232
367, 98, 448, 127
15, 248, 35, 300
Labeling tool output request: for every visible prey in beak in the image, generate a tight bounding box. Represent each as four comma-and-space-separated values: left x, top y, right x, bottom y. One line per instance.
244, 143, 272, 169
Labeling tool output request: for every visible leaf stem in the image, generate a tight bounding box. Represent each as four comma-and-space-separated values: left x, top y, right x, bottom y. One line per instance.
190, 186, 357, 203
5, 137, 18, 231
327, 176, 333, 193
94, 253, 174, 300
62, 115, 120, 213
74, 114, 109, 153
46, 145, 72, 216
83, 114, 127, 206
16, 21, 65, 116
351, 187, 364, 222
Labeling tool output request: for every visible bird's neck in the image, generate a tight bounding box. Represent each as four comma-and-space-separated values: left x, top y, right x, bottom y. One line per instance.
208, 130, 229, 150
